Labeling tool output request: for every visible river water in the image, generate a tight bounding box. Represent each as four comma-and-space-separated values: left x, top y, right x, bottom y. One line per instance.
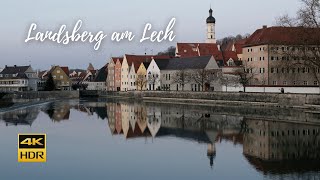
0, 98, 319, 180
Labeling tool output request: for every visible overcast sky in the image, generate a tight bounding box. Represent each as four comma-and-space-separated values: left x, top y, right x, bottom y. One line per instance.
0, 0, 302, 70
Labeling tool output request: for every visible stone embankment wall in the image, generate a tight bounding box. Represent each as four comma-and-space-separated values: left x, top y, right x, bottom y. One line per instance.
1, 91, 79, 104
105, 91, 320, 109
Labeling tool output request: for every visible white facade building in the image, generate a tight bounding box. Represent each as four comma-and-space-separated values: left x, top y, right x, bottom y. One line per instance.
0, 65, 38, 92
146, 59, 161, 91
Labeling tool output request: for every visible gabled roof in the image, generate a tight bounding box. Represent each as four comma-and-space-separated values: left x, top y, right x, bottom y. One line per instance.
132, 62, 142, 73
87, 63, 94, 71
162, 56, 213, 70
126, 55, 171, 73
45, 66, 69, 78
244, 26, 320, 47
61, 67, 69, 75
176, 43, 223, 60
125, 54, 154, 66
94, 64, 108, 82
111, 57, 124, 64
142, 62, 150, 69
234, 39, 246, 54
222, 51, 240, 66
154, 59, 170, 70
0, 65, 30, 75
38, 71, 47, 78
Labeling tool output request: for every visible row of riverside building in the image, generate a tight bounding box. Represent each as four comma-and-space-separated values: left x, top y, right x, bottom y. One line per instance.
1, 8, 320, 93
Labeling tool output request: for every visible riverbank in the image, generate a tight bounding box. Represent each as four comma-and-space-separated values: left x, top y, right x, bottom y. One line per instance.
0, 91, 79, 112
103, 91, 320, 110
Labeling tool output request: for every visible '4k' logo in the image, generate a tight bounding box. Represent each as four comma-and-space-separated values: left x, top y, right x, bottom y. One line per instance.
20, 138, 44, 146
18, 134, 46, 163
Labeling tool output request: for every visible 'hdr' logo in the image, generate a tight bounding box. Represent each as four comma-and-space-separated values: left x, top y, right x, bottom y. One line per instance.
18, 134, 46, 163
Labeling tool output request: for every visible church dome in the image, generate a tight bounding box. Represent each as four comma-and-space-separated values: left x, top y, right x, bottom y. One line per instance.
206, 8, 216, 24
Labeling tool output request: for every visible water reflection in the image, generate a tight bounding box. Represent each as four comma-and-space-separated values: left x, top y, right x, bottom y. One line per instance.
243, 119, 320, 175
0, 106, 39, 126
0, 99, 319, 178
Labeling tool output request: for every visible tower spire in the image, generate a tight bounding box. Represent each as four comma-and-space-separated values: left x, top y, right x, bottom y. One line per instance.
206, 7, 216, 43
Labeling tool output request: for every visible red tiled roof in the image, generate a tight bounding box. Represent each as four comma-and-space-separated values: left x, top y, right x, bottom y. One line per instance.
176, 43, 223, 60
244, 26, 320, 47
222, 51, 238, 61
112, 57, 124, 64
234, 39, 246, 54
125, 54, 171, 73
44, 66, 68, 78
38, 71, 47, 78
225, 41, 234, 52
61, 67, 69, 75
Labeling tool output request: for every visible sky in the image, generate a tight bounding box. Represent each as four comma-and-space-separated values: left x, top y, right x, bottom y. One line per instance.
0, 0, 302, 70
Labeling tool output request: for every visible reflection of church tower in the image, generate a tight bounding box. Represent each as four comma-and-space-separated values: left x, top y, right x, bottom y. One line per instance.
207, 143, 216, 169
206, 8, 216, 43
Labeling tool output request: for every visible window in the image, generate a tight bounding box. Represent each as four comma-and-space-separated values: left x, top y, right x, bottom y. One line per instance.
273, 81, 277, 85
283, 81, 287, 85
314, 81, 319, 86
271, 68, 274, 73
271, 56, 274, 60
304, 81, 308, 86
57, 70, 60, 73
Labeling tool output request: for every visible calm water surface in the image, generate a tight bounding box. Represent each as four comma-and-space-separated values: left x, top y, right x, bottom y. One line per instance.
0, 99, 319, 180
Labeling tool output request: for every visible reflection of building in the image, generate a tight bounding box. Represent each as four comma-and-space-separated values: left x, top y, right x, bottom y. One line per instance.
107, 102, 116, 133
147, 106, 161, 137
243, 119, 320, 174
115, 103, 122, 134
207, 143, 216, 168
43, 102, 70, 122
0, 107, 40, 126
244, 119, 320, 161
105, 100, 242, 169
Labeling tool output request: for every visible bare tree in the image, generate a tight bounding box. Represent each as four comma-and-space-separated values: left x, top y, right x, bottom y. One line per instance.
276, 0, 320, 91
234, 66, 258, 92
171, 70, 192, 91
192, 69, 217, 91
147, 72, 160, 90
220, 74, 240, 92
136, 73, 147, 91
157, 46, 176, 57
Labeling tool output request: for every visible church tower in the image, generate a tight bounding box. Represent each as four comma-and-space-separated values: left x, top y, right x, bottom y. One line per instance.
206, 8, 216, 43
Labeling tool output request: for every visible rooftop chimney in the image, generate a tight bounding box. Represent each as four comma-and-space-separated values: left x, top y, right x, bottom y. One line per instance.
263, 25, 267, 29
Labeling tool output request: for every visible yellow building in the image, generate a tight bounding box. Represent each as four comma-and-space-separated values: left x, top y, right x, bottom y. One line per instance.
136, 62, 150, 91
46, 66, 71, 91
